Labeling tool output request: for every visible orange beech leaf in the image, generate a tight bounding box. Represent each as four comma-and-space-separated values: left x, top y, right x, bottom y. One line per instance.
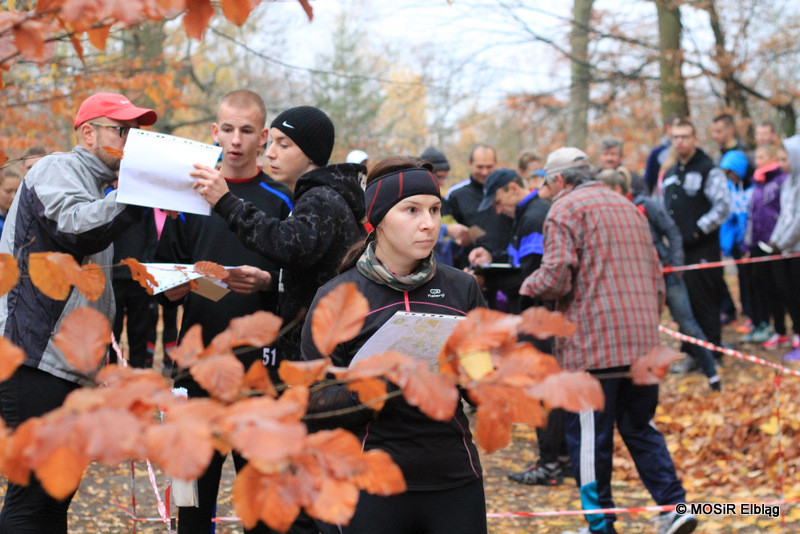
183, 0, 214, 40
440, 309, 520, 375
211, 311, 282, 351
220, 397, 307, 469
491, 343, 562, 378
193, 260, 229, 280
86, 25, 110, 50
100, 146, 124, 159
189, 353, 245, 402
73, 264, 105, 302
76, 409, 147, 464
220, 0, 259, 25
146, 419, 216, 480
339, 351, 459, 422
297, 0, 313, 21
631, 345, 682, 385
351, 449, 406, 495
242, 361, 278, 398
167, 324, 203, 367
0, 336, 25, 382
306, 478, 359, 526
474, 400, 513, 453
0, 254, 18, 296
347, 378, 387, 411
1, 418, 39, 484
527, 371, 605, 412
29, 252, 71, 300
0, 150, 7, 166
68, 33, 84, 62
278, 359, 329, 387
311, 282, 369, 358
53, 307, 111, 375
35, 445, 89, 500
518, 306, 577, 339
233, 464, 301, 532
36, 252, 103, 301
121, 258, 157, 294
13, 19, 51, 62
305, 429, 366, 479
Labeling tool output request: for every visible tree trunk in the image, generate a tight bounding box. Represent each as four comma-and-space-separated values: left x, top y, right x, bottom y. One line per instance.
566, 0, 594, 149
655, 0, 690, 122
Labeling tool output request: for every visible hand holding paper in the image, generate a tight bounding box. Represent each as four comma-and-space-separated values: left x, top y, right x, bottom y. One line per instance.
192, 163, 230, 207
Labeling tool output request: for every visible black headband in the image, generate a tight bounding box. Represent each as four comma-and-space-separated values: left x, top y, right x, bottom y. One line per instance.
365, 167, 442, 227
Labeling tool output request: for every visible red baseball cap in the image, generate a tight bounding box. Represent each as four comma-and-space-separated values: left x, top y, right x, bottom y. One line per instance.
73, 92, 158, 129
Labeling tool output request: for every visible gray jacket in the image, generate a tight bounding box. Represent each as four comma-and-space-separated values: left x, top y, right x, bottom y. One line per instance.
0, 146, 142, 385
769, 136, 800, 252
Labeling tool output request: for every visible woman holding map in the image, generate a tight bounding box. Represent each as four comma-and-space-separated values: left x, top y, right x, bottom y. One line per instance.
300, 156, 488, 534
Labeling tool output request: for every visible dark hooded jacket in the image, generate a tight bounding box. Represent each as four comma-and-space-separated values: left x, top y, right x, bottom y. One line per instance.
214, 163, 367, 359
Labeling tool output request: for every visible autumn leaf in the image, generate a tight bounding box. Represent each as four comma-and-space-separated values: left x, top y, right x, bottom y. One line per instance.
1, 417, 38, 485
631, 345, 681, 385
311, 282, 369, 358
440, 308, 521, 376
278, 359, 329, 387
220, 0, 259, 26
517, 306, 577, 339
527, 371, 605, 413
351, 449, 406, 495
0, 335, 25, 382
35, 445, 89, 500
242, 361, 278, 398
145, 419, 215, 480
297, 0, 314, 21
29, 252, 71, 300
305, 478, 359, 526
193, 260, 229, 280
209, 311, 282, 353
73, 264, 105, 302
189, 352, 245, 402
340, 351, 459, 421
121, 257, 157, 294
233, 465, 301, 532
100, 146, 123, 159
13, 19, 51, 62
474, 399, 514, 453
53, 307, 111, 375
86, 25, 110, 50
347, 378, 387, 411
183, 0, 214, 40
0, 150, 7, 166
76, 408, 147, 464
169, 324, 204, 368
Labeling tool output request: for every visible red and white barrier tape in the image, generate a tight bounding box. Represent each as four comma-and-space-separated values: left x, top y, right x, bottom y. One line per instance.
658, 325, 800, 377
146, 459, 171, 529
663, 251, 800, 273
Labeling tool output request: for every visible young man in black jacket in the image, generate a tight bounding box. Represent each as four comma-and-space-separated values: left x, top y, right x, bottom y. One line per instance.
193, 105, 367, 364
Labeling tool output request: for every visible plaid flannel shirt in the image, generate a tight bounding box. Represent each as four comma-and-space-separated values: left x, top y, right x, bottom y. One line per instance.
520, 181, 665, 371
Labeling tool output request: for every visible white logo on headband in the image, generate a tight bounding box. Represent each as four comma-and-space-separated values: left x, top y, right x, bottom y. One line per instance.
282, 121, 295, 129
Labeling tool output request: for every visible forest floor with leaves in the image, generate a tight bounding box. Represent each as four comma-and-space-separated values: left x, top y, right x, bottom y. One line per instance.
2, 319, 800, 533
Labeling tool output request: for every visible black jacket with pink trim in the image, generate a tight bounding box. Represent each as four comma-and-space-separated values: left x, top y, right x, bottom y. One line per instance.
301, 263, 486, 491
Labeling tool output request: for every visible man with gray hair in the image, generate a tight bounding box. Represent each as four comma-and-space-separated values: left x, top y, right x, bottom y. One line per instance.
521, 148, 697, 534
598, 136, 645, 195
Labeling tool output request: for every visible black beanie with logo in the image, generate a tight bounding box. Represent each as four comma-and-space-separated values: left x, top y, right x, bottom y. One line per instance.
270, 106, 335, 167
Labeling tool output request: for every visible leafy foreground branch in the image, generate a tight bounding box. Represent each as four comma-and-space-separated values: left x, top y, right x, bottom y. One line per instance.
0, 259, 679, 531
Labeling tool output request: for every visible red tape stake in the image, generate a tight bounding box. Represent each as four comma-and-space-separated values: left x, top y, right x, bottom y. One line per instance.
663, 251, 800, 274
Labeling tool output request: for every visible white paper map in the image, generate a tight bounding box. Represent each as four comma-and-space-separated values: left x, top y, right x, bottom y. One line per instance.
117, 129, 221, 215
140, 263, 230, 302
350, 311, 465, 369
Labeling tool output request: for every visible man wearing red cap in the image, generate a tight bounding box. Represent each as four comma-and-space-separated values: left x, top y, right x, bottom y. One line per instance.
0, 92, 157, 533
